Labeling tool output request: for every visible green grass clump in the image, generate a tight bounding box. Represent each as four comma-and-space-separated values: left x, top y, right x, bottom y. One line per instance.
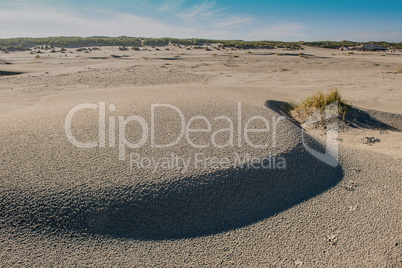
290, 89, 349, 122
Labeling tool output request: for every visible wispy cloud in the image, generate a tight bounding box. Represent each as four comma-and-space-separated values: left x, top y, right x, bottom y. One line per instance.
176, 1, 229, 22
212, 15, 256, 29
171, 1, 306, 40
159, 0, 185, 12
0, 8, 195, 38
0, 0, 308, 41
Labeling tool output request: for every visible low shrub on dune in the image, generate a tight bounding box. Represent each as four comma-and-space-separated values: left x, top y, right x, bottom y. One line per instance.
290, 89, 350, 123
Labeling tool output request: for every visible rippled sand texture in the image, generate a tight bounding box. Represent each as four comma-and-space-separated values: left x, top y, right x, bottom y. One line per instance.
0, 46, 401, 266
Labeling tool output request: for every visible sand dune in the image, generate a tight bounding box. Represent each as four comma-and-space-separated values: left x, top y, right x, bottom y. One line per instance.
0, 46, 401, 266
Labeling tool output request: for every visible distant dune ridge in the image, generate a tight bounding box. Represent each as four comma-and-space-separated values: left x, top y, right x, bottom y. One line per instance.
1, 36, 402, 51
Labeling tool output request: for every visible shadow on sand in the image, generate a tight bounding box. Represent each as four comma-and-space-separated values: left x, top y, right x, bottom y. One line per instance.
88, 144, 343, 240
0, 70, 22, 76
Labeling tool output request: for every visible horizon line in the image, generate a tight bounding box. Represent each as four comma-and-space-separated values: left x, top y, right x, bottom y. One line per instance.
1, 36, 401, 44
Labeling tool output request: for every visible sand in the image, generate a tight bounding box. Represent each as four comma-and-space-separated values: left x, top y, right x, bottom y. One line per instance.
0, 45, 401, 266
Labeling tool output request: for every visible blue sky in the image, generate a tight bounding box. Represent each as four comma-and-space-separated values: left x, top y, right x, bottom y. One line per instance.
1, 0, 401, 41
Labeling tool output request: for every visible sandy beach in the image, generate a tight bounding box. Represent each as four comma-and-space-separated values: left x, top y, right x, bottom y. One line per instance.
0, 45, 401, 266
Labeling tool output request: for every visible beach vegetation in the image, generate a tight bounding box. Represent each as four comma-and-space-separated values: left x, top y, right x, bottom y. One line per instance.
290, 89, 350, 122
0, 37, 400, 54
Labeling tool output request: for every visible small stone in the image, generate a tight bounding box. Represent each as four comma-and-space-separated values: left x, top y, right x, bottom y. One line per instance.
360, 136, 380, 146
294, 259, 303, 266
343, 181, 358, 191
327, 234, 338, 245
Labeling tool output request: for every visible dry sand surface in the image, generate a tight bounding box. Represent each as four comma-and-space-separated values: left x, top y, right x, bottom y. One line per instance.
0, 46, 401, 266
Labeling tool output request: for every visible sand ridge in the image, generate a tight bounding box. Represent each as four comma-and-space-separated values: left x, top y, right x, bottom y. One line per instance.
0, 85, 342, 240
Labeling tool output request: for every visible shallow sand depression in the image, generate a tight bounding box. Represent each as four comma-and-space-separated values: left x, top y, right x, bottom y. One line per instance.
0, 46, 401, 266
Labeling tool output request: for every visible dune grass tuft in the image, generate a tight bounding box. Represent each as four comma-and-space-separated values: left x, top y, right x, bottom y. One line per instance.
290, 89, 350, 122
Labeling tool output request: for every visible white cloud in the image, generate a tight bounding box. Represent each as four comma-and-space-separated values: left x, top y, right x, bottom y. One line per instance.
0, 1, 308, 41
0, 8, 196, 38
